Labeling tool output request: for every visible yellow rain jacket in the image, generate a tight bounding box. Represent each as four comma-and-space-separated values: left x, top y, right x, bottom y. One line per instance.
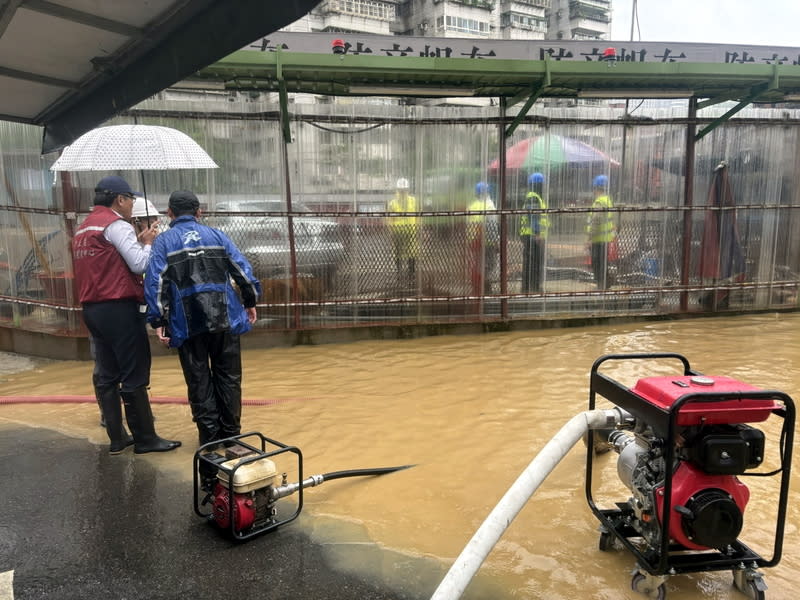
519, 191, 550, 239
388, 193, 420, 258
587, 194, 615, 243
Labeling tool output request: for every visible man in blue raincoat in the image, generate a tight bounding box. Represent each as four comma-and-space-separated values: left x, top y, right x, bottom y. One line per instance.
145, 191, 261, 464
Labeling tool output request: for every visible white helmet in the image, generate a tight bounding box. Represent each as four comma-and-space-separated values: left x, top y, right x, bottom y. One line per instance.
131, 196, 161, 218
396, 177, 410, 190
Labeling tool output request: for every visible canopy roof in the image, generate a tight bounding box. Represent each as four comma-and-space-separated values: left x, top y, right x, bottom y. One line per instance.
0, 0, 320, 153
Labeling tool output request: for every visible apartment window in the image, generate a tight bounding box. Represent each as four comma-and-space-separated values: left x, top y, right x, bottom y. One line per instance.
568, 0, 611, 24
501, 12, 547, 32
327, 0, 396, 21
515, 0, 551, 7
444, 15, 490, 35
440, 0, 494, 9
572, 32, 601, 40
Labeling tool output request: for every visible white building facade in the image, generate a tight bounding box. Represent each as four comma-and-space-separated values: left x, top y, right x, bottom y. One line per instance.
284, 0, 611, 41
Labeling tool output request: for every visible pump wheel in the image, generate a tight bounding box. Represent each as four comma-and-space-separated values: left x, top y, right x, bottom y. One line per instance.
739, 580, 765, 600
733, 568, 767, 600
598, 530, 616, 551
631, 573, 666, 599
746, 583, 765, 600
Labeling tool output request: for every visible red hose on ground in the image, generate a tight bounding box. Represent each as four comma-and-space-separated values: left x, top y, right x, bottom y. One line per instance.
0, 395, 308, 406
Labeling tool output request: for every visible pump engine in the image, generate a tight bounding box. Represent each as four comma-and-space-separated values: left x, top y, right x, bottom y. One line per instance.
586, 354, 794, 600
208, 452, 280, 532
609, 418, 763, 552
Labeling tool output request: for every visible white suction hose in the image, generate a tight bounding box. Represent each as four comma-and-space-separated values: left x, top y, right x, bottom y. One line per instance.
429, 408, 629, 600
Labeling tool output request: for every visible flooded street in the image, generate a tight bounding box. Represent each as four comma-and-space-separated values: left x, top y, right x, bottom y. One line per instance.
1, 312, 799, 600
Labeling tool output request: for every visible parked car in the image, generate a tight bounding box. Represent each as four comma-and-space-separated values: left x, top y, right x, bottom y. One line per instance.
210, 199, 344, 289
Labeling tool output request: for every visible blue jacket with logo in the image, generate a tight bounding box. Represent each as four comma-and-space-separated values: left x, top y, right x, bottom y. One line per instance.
145, 215, 261, 348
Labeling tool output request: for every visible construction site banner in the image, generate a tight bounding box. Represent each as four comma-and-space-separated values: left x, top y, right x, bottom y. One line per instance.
244, 32, 800, 65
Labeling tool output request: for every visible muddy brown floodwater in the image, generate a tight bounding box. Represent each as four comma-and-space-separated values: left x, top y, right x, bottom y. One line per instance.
1, 312, 799, 599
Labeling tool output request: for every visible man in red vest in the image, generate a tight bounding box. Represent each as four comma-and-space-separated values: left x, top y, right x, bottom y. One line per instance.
72, 175, 180, 455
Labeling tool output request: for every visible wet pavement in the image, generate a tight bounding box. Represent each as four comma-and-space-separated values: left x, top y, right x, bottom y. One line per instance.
0, 423, 409, 600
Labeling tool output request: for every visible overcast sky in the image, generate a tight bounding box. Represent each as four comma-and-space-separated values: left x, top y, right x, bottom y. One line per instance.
610, 0, 800, 47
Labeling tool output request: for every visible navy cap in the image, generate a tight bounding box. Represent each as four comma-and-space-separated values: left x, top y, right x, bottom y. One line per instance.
95, 175, 140, 196
168, 190, 200, 213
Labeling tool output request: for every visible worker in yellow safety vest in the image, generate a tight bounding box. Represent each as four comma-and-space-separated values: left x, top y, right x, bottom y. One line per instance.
467, 181, 498, 295
519, 172, 550, 293
586, 174, 616, 290
388, 177, 419, 289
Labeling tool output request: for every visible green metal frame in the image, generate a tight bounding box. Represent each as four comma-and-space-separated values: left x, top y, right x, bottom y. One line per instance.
194, 49, 800, 104
192, 48, 800, 145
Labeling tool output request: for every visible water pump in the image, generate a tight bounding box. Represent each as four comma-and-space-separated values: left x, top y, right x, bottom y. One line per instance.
193, 432, 411, 541
585, 353, 794, 600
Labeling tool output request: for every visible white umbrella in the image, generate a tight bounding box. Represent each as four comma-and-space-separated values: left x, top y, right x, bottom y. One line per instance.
50, 124, 218, 171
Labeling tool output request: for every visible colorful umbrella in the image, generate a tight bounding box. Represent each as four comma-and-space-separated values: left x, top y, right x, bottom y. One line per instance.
489, 134, 619, 171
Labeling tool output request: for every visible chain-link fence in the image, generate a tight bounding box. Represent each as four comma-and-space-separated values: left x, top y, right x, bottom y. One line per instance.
1, 95, 798, 337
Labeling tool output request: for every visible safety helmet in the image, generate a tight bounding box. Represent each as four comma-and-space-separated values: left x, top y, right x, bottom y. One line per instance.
475, 181, 490, 196
396, 177, 410, 190
131, 196, 161, 218
528, 173, 545, 185
593, 174, 609, 188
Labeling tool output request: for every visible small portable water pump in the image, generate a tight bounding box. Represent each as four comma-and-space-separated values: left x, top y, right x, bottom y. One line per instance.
193, 432, 411, 541
586, 353, 794, 600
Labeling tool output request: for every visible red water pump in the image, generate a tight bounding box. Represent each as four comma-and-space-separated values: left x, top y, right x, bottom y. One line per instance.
586, 353, 794, 600
193, 432, 411, 541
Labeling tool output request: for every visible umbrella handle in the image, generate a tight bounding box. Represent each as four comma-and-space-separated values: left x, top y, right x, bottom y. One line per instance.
139, 171, 149, 219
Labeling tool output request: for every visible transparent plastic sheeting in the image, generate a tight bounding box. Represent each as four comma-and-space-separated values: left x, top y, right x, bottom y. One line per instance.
0, 95, 798, 335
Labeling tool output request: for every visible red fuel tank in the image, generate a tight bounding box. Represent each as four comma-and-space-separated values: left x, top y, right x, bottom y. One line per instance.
631, 375, 781, 425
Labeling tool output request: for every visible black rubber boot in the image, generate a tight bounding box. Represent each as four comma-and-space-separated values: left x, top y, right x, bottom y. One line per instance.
96, 384, 134, 454
94, 381, 134, 435
121, 386, 181, 454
